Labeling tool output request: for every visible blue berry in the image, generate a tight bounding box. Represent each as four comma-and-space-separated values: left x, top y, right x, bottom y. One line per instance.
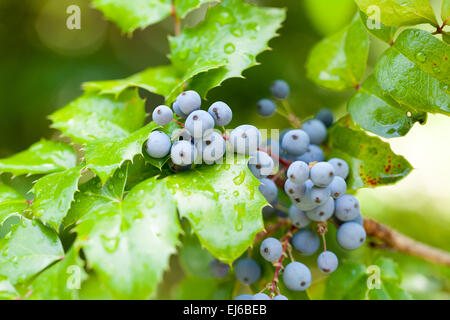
196, 131, 226, 163
185, 110, 215, 138
281, 130, 310, 156
273, 295, 288, 300
329, 176, 347, 199
302, 119, 327, 145
309, 186, 331, 206
208, 101, 232, 126
257, 99, 276, 117
288, 205, 311, 228
171, 140, 198, 166
310, 162, 335, 187
335, 194, 360, 221
350, 213, 363, 225
306, 197, 335, 222
210, 259, 230, 278
176, 90, 201, 115
172, 101, 188, 119
284, 179, 305, 199
295, 144, 324, 164
287, 161, 309, 185
152, 105, 173, 125
168, 160, 191, 173
262, 205, 276, 219
291, 180, 319, 211
317, 251, 338, 274
229, 125, 262, 155
316, 108, 334, 128
337, 222, 366, 250
253, 293, 271, 300
259, 178, 278, 204
291, 229, 320, 255
249, 151, 274, 178
260, 237, 283, 262
328, 158, 349, 180
270, 80, 290, 100
234, 294, 253, 300
282, 262, 311, 291
146, 131, 171, 158
235, 258, 261, 285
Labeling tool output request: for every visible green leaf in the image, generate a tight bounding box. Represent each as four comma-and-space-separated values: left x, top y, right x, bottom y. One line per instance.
306, 15, 369, 91
0, 140, 77, 176
374, 29, 450, 116
0, 276, 19, 300
355, 0, 438, 27
169, 0, 286, 98
178, 232, 215, 278
166, 157, 266, 264
375, 257, 402, 283
74, 169, 181, 299
50, 90, 146, 145
27, 247, 87, 300
359, 10, 397, 44
173, 275, 235, 300
175, 0, 219, 19
443, 32, 450, 44
84, 122, 159, 184
31, 166, 83, 230
443, 0, 450, 22
325, 262, 368, 299
348, 75, 427, 138
0, 184, 27, 224
327, 117, 412, 190
91, 0, 172, 33
368, 258, 412, 300
0, 218, 64, 284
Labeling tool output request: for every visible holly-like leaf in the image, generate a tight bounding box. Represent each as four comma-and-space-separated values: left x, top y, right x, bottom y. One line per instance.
91, 0, 172, 34
0, 184, 27, 224
50, 90, 146, 145
169, 0, 286, 98
368, 258, 412, 300
27, 247, 87, 300
0, 218, 64, 284
325, 262, 368, 300
348, 75, 427, 138
306, 15, 369, 91
0, 140, 77, 176
74, 169, 181, 299
31, 166, 83, 230
327, 117, 412, 191
359, 11, 397, 44
443, 0, 450, 22
0, 276, 19, 300
374, 29, 450, 116
84, 122, 159, 184
175, 0, 219, 19
166, 157, 267, 264
355, 0, 438, 27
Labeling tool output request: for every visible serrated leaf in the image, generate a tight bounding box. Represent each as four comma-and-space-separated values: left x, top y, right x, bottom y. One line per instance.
348, 75, 427, 138
0, 140, 77, 176
166, 157, 267, 264
0, 276, 19, 300
74, 169, 181, 299
306, 14, 369, 91
355, 0, 438, 27
359, 10, 397, 44
84, 122, 159, 184
0, 218, 64, 284
443, 0, 450, 22
326, 262, 368, 299
27, 247, 87, 300
374, 29, 450, 116
175, 0, 219, 19
169, 0, 286, 98
0, 184, 27, 224
31, 166, 83, 230
327, 117, 412, 190
91, 0, 172, 33
50, 90, 146, 145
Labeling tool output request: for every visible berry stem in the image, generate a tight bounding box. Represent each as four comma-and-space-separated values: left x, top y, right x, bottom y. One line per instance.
280, 100, 302, 128
172, 119, 185, 127
270, 226, 296, 297
171, 2, 181, 36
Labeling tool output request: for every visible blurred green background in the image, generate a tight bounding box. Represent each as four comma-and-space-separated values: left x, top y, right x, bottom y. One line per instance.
0, 0, 448, 299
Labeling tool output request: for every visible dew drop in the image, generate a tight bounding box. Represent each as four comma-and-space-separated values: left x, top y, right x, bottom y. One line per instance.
231, 28, 243, 37
415, 52, 426, 62
224, 43, 235, 54
233, 171, 246, 185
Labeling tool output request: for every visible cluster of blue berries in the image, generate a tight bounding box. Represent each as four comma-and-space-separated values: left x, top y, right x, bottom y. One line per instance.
232, 80, 366, 300
146, 91, 233, 168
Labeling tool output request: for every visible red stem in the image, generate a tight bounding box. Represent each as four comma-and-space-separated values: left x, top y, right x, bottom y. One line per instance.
270, 226, 295, 297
